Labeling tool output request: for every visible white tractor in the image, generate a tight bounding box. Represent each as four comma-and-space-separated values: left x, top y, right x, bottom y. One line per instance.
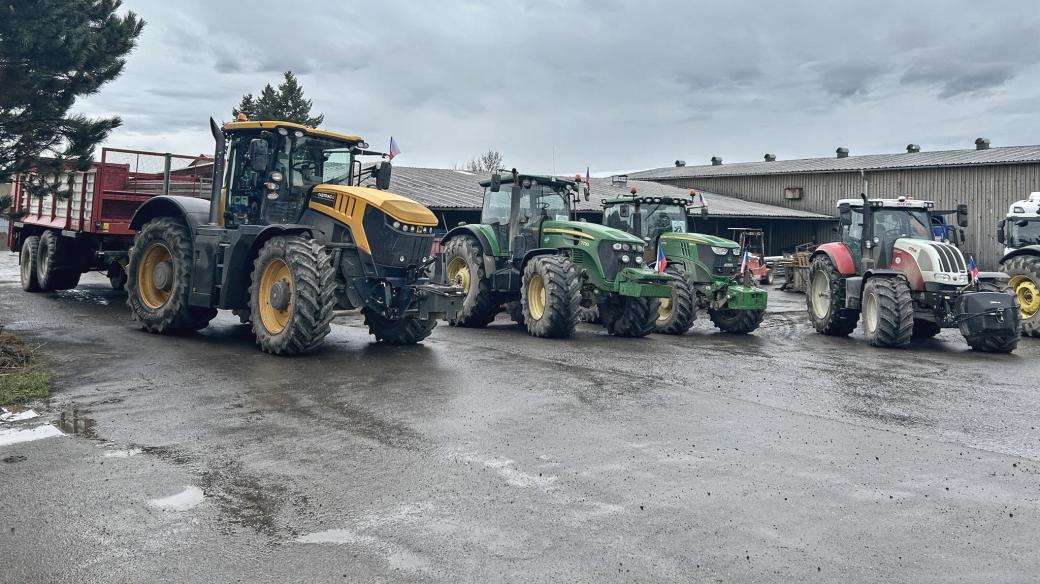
997, 192, 1040, 336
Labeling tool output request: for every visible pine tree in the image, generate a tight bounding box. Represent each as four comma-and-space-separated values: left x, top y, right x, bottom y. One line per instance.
0, 0, 145, 213
232, 71, 324, 127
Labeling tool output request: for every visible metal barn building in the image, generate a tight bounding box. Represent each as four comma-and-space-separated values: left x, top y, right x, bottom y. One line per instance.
386, 167, 831, 255
630, 140, 1040, 268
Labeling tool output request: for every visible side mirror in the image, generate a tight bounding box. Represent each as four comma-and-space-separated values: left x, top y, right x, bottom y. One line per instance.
583, 186, 590, 201
248, 138, 269, 172
619, 204, 631, 218
490, 173, 501, 192
700, 206, 708, 218
374, 160, 392, 190
956, 203, 969, 228
997, 219, 1006, 244
838, 202, 852, 226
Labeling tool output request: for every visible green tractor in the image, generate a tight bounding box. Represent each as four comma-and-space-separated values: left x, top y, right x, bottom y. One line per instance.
598, 191, 767, 334
440, 170, 673, 338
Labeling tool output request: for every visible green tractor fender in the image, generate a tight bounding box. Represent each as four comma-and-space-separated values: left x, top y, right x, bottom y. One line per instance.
442, 224, 499, 277
519, 248, 563, 272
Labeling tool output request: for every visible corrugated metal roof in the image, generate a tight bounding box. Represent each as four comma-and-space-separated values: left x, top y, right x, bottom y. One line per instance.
630, 145, 1040, 180
387, 167, 831, 220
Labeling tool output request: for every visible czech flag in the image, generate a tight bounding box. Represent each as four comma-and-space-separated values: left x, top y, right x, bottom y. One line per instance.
698, 191, 707, 209
656, 244, 667, 273
969, 255, 979, 282
388, 136, 401, 160
740, 249, 751, 274
586, 166, 591, 193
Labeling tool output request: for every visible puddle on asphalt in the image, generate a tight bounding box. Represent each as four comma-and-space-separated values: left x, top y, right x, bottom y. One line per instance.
54, 410, 96, 438
148, 485, 205, 511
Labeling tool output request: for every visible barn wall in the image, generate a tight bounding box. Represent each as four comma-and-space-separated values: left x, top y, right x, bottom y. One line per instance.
655, 162, 1040, 268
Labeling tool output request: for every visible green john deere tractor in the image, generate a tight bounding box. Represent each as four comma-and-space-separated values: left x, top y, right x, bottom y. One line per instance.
440, 170, 673, 338
599, 191, 767, 334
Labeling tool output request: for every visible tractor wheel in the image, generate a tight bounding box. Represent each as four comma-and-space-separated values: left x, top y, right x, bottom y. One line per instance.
19, 235, 41, 292
655, 265, 696, 335
761, 269, 774, 286
127, 218, 216, 333
1003, 255, 1040, 337
521, 255, 580, 338
108, 263, 127, 291
807, 254, 859, 336
861, 277, 914, 348
362, 308, 437, 345
36, 230, 80, 291
250, 236, 336, 355
601, 295, 660, 338
443, 236, 498, 328
506, 301, 525, 327
578, 294, 601, 324
709, 308, 765, 334
912, 319, 942, 339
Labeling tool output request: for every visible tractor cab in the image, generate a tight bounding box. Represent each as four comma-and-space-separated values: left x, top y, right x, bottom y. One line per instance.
479, 171, 579, 258
602, 193, 693, 261
219, 120, 393, 228
837, 196, 968, 274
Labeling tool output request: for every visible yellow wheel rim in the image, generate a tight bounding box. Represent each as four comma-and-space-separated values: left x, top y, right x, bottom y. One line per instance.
527, 274, 546, 320
138, 243, 173, 310
658, 297, 673, 322
447, 257, 471, 293
1010, 275, 1040, 319
258, 258, 293, 335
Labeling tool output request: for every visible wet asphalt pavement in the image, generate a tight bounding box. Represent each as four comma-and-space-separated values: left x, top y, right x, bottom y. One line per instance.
1, 251, 1038, 583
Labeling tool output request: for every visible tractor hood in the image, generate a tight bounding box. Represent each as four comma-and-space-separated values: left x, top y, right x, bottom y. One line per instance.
660, 232, 739, 248
894, 238, 970, 288
314, 185, 438, 226
541, 220, 644, 244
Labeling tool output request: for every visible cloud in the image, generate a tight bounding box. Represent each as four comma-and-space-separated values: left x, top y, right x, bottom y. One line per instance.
70, 0, 1040, 172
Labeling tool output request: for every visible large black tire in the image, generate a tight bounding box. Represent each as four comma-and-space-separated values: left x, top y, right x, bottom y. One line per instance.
1002, 255, 1040, 337
127, 218, 216, 333
108, 264, 127, 291
36, 230, 80, 291
250, 236, 336, 355
861, 277, 914, 348
19, 235, 41, 292
362, 308, 436, 345
912, 319, 942, 339
806, 254, 859, 336
506, 301, 525, 327
709, 308, 765, 334
443, 236, 498, 328
578, 294, 601, 324
601, 295, 660, 338
655, 265, 697, 335
521, 255, 580, 338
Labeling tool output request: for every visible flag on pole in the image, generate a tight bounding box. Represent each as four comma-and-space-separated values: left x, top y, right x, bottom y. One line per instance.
388, 137, 401, 160
740, 249, 751, 275
698, 191, 707, 209
656, 244, 668, 273
968, 255, 979, 282
586, 166, 591, 193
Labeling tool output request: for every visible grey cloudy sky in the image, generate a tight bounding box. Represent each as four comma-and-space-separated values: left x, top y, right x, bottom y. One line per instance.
76, 1, 1040, 175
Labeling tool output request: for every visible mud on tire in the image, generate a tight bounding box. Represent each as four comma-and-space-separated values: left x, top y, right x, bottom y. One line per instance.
709, 308, 764, 334
250, 236, 336, 355
521, 254, 580, 338
506, 301, 525, 327
655, 264, 697, 335
807, 254, 859, 336
443, 235, 499, 328
601, 295, 660, 338
362, 308, 437, 345
861, 277, 914, 348
912, 319, 942, 339
19, 235, 41, 292
127, 218, 216, 333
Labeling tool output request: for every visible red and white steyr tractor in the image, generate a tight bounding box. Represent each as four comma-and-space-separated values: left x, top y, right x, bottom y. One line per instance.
807, 195, 1020, 352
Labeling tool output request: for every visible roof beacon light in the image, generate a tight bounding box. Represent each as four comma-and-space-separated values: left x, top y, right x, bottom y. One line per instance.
236, 113, 248, 121
575, 174, 582, 183
630, 186, 638, 195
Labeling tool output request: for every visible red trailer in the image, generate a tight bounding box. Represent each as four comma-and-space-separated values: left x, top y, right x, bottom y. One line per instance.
8, 148, 212, 291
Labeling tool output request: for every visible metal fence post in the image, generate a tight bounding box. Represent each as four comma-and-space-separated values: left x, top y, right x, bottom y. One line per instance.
162, 153, 172, 196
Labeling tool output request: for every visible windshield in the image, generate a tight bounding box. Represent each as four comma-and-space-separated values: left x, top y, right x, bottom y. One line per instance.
1009, 218, 1040, 247
274, 135, 357, 188
872, 208, 932, 239
639, 203, 687, 240
481, 184, 570, 225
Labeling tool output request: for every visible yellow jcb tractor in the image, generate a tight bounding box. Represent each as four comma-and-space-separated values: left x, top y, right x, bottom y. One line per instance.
125, 118, 461, 354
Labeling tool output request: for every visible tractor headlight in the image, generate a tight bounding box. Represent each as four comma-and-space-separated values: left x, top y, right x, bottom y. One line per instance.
622, 243, 631, 251
711, 246, 730, 256
612, 243, 622, 251
393, 221, 401, 229
733, 248, 741, 256
269, 171, 283, 183
635, 245, 644, 253
935, 273, 951, 282
634, 256, 644, 264
621, 254, 631, 263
